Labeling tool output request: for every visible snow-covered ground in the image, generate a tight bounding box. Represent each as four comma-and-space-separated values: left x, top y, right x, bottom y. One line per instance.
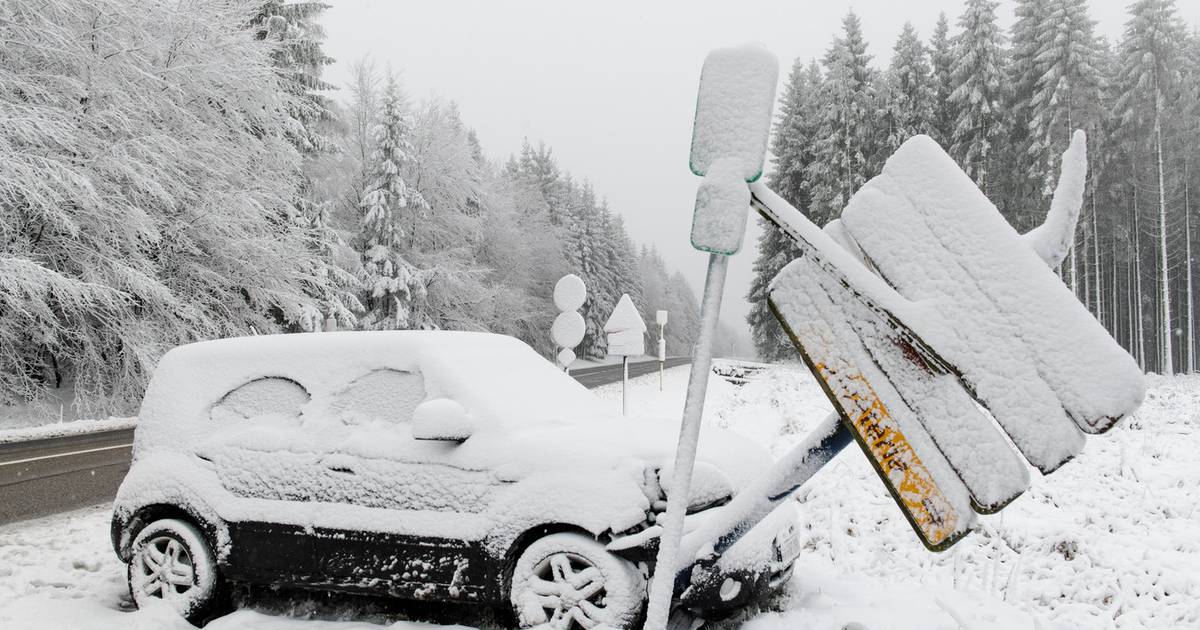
1, 364, 1196, 629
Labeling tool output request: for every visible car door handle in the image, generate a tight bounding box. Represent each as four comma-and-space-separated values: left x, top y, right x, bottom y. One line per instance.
322, 455, 357, 475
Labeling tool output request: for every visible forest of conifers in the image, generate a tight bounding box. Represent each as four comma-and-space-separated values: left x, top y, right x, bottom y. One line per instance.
748, 0, 1199, 376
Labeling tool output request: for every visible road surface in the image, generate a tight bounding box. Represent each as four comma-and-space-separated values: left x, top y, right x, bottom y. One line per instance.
0, 356, 691, 525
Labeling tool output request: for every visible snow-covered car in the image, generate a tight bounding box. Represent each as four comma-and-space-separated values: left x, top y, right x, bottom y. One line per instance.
110, 331, 799, 627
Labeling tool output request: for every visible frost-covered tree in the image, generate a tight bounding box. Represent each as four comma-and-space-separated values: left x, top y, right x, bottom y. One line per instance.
0, 0, 334, 413
1116, 0, 1187, 375
807, 11, 878, 227
748, 59, 819, 360
948, 0, 1009, 196
929, 13, 957, 147
357, 75, 431, 330
881, 23, 937, 153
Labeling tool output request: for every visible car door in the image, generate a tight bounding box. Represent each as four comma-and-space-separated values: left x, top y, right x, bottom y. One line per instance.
305, 368, 500, 601
195, 375, 320, 583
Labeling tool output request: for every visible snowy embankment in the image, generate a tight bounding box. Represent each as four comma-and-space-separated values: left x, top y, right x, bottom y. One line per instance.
1, 365, 1196, 629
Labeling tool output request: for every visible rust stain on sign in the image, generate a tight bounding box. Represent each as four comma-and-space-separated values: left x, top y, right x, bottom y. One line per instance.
811, 358, 959, 548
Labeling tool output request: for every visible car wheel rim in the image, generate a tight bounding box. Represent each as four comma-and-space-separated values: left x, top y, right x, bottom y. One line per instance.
524, 551, 610, 629
134, 536, 196, 600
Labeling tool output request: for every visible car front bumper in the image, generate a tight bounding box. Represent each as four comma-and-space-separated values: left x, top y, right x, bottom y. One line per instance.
676, 503, 801, 617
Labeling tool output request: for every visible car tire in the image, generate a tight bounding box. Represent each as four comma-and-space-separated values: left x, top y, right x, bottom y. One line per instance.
510, 532, 646, 629
127, 518, 224, 624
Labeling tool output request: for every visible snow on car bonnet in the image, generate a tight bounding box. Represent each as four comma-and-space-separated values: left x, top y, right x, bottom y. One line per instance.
134, 331, 607, 454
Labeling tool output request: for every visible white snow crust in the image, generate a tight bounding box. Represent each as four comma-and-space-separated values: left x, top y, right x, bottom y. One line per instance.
1024, 130, 1088, 268
691, 157, 751, 255
840, 135, 1144, 443
688, 44, 778, 181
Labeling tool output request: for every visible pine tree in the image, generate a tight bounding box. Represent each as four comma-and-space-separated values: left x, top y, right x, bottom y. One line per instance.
948, 0, 1009, 197
748, 59, 819, 360
929, 13, 957, 147
1008, 0, 1052, 215
357, 75, 432, 330
881, 23, 936, 153
807, 11, 878, 227
1116, 0, 1187, 374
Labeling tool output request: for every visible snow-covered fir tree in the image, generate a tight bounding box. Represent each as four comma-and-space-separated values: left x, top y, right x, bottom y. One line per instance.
881, 22, 937, 153
357, 75, 432, 330
948, 0, 1009, 197
748, 60, 819, 360
806, 11, 878, 227
1116, 0, 1187, 374
929, 13, 957, 147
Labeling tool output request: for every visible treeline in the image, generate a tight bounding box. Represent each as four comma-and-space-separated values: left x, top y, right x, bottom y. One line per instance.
0, 0, 703, 416
749, 0, 1199, 375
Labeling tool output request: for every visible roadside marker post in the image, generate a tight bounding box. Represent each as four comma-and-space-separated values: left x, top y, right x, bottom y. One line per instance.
552, 274, 587, 374
656, 310, 668, 390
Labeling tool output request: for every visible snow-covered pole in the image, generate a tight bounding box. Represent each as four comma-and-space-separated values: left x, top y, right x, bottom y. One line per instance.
643, 44, 777, 630
552, 274, 587, 374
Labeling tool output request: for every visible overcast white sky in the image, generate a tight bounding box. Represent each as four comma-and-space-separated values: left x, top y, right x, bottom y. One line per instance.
319, 0, 1199, 350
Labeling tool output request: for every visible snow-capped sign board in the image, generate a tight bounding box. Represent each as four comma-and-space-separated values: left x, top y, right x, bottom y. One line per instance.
604, 294, 646, 357
839, 135, 1145, 456
551, 311, 585, 349
553, 274, 587, 312
656, 310, 668, 326
688, 44, 778, 256
689, 44, 778, 181
552, 274, 587, 369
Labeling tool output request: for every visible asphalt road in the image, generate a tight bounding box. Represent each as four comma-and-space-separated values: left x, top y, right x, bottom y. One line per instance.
0, 356, 691, 526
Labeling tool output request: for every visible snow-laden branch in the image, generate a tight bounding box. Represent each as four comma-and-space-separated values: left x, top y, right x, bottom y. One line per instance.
1022, 130, 1087, 269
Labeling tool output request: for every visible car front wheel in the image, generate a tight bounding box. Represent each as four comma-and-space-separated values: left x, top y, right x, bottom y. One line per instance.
127, 518, 223, 623
510, 532, 646, 629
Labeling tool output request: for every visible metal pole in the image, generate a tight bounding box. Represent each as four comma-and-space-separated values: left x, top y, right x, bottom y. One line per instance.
659, 323, 665, 392
622, 356, 629, 416
644, 253, 728, 628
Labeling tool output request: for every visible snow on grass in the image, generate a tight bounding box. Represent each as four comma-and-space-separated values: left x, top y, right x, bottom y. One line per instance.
1, 365, 1196, 629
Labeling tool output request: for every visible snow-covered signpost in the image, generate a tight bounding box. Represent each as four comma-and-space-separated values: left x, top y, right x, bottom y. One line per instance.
604, 293, 646, 416
656, 310, 668, 391
552, 274, 587, 372
643, 44, 778, 630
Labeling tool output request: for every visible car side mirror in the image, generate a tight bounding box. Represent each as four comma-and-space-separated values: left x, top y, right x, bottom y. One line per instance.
412, 399, 475, 442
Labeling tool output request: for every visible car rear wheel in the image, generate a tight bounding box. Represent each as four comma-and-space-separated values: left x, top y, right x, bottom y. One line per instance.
127, 518, 223, 623
510, 532, 646, 629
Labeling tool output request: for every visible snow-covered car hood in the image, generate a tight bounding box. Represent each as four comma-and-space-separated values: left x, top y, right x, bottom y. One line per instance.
478, 414, 773, 496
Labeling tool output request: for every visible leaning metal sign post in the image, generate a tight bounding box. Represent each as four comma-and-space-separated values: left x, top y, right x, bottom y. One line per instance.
650, 45, 1145, 628
643, 44, 778, 630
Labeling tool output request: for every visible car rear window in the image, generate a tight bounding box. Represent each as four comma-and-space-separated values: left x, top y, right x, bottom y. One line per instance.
212, 377, 310, 420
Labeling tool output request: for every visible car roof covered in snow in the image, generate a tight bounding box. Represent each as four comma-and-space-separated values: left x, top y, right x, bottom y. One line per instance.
135, 331, 608, 451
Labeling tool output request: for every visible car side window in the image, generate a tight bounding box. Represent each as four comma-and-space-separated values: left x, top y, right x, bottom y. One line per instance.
329, 369, 425, 425
212, 376, 310, 421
